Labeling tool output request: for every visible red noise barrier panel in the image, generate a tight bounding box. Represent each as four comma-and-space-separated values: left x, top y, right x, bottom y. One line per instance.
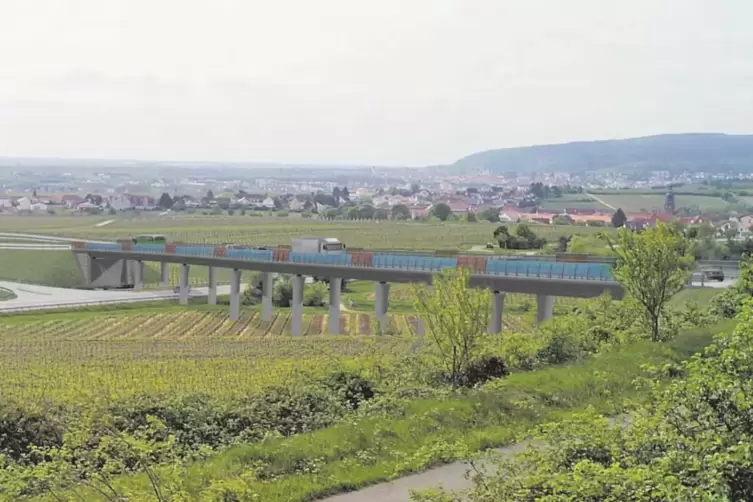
456, 255, 487, 273
350, 252, 373, 267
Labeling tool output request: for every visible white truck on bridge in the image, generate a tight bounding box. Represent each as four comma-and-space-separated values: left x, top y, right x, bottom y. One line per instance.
291, 237, 345, 254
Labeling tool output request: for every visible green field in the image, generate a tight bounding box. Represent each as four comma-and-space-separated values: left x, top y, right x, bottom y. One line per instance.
591, 192, 732, 212
0, 214, 617, 287
537, 194, 610, 211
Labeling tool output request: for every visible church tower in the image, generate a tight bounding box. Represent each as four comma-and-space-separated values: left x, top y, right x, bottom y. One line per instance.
664, 186, 676, 214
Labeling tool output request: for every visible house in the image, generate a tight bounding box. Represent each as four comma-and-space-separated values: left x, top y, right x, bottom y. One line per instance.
109, 194, 156, 211
262, 197, 276, 210
408, 204, 432, 219
77, 201, 101, 212
16, 197, 31, 211
0, 198, 12, 209
30, 202, 48, 212
62, 194, 85, 209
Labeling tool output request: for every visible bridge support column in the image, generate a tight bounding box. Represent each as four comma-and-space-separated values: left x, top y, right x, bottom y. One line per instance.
261, 272, 273, 322
536, 294, 554, 324
207, 266, 217, 305
328, 278, 341, 335
160, 262, 169, 288
229, 269, 241, 321
291, 275, 305, 336
375, 281, 390, 332
133, 261, 144, 290
179, 264, 190, 305
488, 291, 505, 334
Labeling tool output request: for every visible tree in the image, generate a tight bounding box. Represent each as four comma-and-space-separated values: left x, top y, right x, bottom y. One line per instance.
206, 190, 214, 201
478, 207, 501, 223
410, 183, 421, 194
611, 208, 627, 228
529, 182, 547, 199
430, 203, 452, 221
158, 192, 174, 209
414, 309, 753, 501
494, 225, 514, 249
373, 208, 389, 220
332, 186, 341, 204
412, 269, 490, 388
550, 185, 563, 198
391, 204, 412, 220
341, 186, 350, 201
465, 212, 478, 223
604, 223, 694, 341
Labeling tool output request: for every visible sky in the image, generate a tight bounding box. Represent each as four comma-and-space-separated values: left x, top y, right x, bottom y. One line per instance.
0, 0, 752, 166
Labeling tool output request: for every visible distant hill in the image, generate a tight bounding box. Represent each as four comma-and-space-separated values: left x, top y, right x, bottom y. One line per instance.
452, 133, 753, 173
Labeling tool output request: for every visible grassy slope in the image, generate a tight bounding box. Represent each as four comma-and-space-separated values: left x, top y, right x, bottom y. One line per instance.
53, 321, 735, 502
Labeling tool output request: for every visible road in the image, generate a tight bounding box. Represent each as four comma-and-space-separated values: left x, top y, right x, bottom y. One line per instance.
0, 232, 112, 244
0, 281, 234, 312
320, 415, 629, 501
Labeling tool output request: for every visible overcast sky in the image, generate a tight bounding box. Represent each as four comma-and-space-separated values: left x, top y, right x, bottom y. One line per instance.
0, 0, 751, 166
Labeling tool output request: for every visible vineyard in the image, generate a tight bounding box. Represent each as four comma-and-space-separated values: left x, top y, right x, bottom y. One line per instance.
0, 213, 613, 250
0, 308, 536, 405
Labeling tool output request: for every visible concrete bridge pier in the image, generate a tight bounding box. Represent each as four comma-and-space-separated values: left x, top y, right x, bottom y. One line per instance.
488, 291, 505, 334
328, 277, 341, 335
133, 260, 144, 290
207, 266, 217, 305
160, 262, 169, 288
536, 294, 554, 324
291, 274, 305, 336
261, 272, 273, 322
229, 269, 242, 321
179, 264, 190, 305
375, 281, 390, 332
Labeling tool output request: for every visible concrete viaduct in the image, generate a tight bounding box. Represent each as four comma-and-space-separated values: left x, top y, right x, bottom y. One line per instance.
72, 242, 624, 336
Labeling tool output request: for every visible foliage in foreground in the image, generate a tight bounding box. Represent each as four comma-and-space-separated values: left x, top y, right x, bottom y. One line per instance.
9, 320, 728, 501
413, 308, 753, 501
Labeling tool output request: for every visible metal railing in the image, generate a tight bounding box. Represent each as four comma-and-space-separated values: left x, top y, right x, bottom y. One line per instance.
79, 242, 617, 282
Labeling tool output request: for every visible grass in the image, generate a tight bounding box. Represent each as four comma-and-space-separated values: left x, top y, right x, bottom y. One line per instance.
0, 286, 16, 301
669, 287, 722, 306
538, 195, 610, 211
0, 213, 611, 252
0, 249, 89, 287
593, 192, 731, 212
52, 320, 735, 502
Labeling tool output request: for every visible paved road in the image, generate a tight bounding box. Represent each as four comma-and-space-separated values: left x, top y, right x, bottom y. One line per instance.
321, 416, 629, 502
0, 281, 234, 312
0, 232, 111, 244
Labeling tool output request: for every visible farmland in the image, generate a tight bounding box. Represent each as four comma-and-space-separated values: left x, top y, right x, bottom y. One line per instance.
590, 191, 733, 212
0, 213, 615, 287
0, 213, 610, 249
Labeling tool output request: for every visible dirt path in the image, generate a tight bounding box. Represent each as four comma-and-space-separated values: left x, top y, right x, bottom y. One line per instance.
585, 192, 617, 210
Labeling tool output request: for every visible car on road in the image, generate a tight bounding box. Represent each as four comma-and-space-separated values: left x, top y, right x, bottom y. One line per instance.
701, 267, 725, 282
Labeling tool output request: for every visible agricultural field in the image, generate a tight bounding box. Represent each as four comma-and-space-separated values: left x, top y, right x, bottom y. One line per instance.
0, 213, 610, 250
537, 194, 610, 211
592, 192, 732, 212
0, 306, 537, 406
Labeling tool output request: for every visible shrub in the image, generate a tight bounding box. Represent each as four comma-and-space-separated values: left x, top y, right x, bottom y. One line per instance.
276, 211, 289, 217
321, 371, 375, 410
303, 282, 327, 307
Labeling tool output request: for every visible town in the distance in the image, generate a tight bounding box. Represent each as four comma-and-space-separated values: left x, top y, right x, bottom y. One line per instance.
4, 132, 753, 245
